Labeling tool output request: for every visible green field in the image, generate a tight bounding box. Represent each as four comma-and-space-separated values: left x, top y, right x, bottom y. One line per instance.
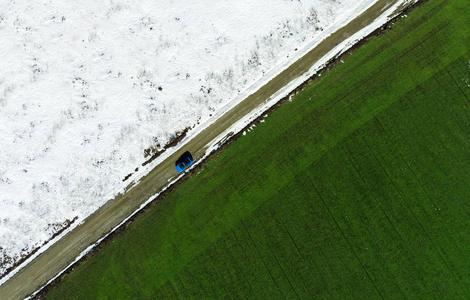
45, 0, 470, 298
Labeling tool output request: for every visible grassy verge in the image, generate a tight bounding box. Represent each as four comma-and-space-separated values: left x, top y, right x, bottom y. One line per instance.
44, 0, 470, 298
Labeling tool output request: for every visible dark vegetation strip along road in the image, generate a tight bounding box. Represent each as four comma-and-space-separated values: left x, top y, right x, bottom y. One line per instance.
0, 1, 410, 298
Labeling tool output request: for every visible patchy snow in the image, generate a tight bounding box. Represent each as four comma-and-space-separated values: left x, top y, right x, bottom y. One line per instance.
0, 0, 406, 278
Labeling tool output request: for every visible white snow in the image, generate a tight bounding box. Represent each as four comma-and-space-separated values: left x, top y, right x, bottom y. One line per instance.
0, 0, 408, 279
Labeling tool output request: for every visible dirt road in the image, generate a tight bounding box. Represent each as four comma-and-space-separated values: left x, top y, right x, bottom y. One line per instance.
0, 1, 410, 298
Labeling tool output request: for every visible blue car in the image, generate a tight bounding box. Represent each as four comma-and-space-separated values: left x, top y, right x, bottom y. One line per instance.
175, 151, 194, 173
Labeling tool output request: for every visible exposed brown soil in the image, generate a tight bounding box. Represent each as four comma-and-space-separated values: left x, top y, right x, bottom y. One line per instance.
122, 127, 192, 182
142, 126, 191, 166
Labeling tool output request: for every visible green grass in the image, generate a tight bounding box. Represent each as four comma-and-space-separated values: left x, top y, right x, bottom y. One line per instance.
45, 0, 470, 298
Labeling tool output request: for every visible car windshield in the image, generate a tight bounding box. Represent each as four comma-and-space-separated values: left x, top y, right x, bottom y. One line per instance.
180, 157, 191, 168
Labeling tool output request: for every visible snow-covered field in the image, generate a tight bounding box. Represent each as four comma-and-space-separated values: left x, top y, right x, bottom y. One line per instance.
0, 0, 383, 276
